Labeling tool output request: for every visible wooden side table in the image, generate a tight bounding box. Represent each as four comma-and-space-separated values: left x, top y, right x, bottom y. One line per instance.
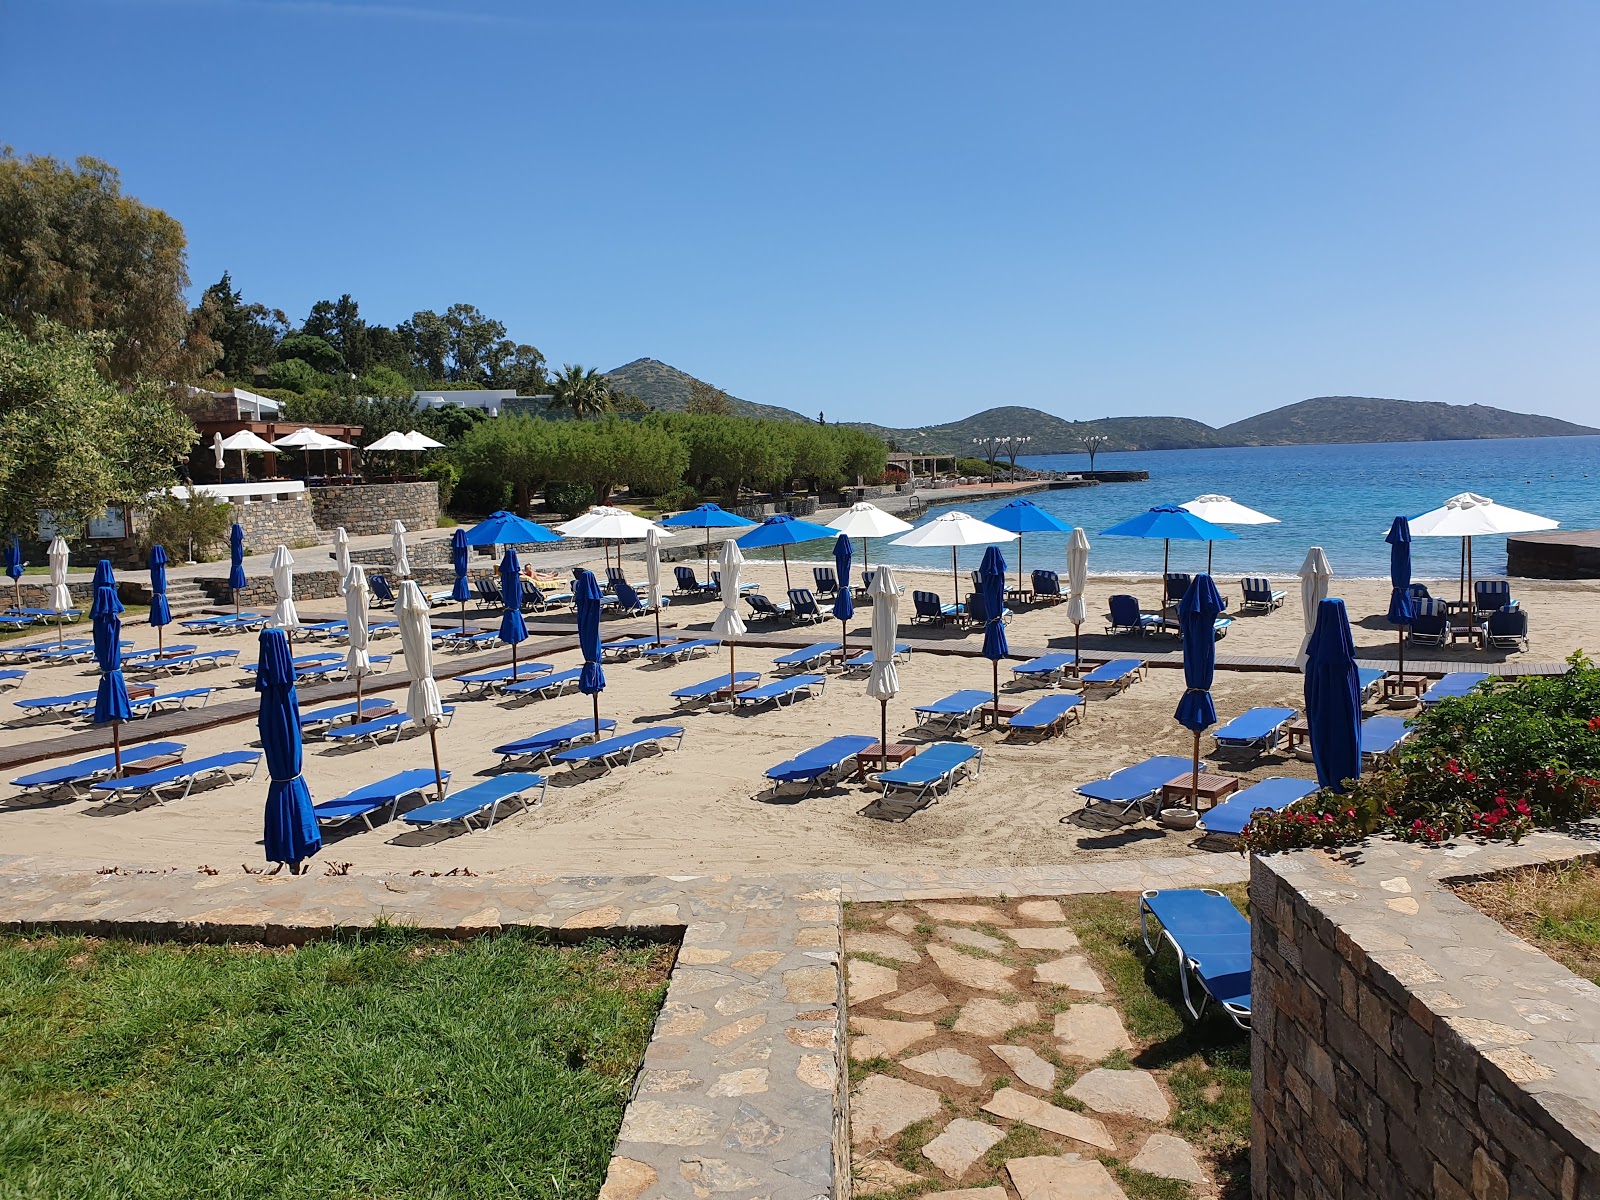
1283, 718, 1311, 755
1382, 676, 1426, 700
982, 702, 1023, 730
854, 742, 918, 780
1159, 771, 1240, 811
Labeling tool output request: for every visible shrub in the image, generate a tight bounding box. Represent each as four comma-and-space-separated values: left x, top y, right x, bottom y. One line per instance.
421, 459, 459, 508
140, 493, 234, 561
1241, 653, 1600, 853
652, 485, 700, 514
543, 482, 593, 518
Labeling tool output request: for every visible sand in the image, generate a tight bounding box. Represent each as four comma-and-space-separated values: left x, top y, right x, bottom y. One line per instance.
2, 564, 1595, 877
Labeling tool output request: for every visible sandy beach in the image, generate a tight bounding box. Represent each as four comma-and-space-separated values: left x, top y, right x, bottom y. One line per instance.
2, 562, 1595, 878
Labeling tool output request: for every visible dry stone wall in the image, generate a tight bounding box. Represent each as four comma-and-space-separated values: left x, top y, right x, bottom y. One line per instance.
308, 481, 439, 536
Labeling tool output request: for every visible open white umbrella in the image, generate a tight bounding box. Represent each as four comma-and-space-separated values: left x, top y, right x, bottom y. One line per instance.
1180, 495, 1280, 572
828, 502, 914, 574
396, 579, 447, 801
1296, 547, 1333, 670
866, 565, 903, 770
711, 537, 748, 682
47, 535, 71, 647
365, 431, 414, 451
343, 564, 371, 722
645, 527, 664, 643
556, 506, 673, 574
219, 429, 276, 481
1065, 527, 1090, 678
211, 431, 225, 472
390, 520, 411, 578
403, 430, 445, 449
333, 527, 351, 595
1408, 492, 1558, 602
888, 510, 1018, 611
268, 545, 301, 636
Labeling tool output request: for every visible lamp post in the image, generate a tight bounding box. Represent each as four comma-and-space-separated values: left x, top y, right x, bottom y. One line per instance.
972, 437, 1004, 485
1001, 435, 1032, 474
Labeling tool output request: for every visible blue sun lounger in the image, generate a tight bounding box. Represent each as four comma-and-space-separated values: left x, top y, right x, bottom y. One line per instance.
1198, 777, 1320, 837
602, 636, 664, 661
1420, 672, 1490, 707
401, 772, 548, 832
298, 620, 347, 639
241, 651, 341, 674
1079, 658, 1146, 694
454, 664, 554, 697
1361, 715, 1412, 763
1212, 707, 1297, 755
1077, 755, 1195, 816
550, 725, 685, 772
313, 769, 447, 831
11, 740, 187, 798
301, 698, 396, 733
500, 668, 583, 700
129, 687, 214, 717
13, 690, 98, 718
0, 639, 89, 663
89, 750, 262, 806
130, 648, 241, 676
840, 645, 912, 674
764, 735, 877, 796
441, 629, 500, 652
33, 642, 129, 665
0, 669, 25, 691
1009, 653, 1079, 687
875, 742, 983, 807
1007, 693, 1084, 738
773, 642, 841, 672
193, 613, 266, 634
642, 639, 717, 664
1357, 667, 1386, 699
912, 689, 992, 732
123, 644, 200, 664
733, 673, 826, 711
325, 706, 456, 747
1139, 888, 1252, 1028
672, 672, 761, 705
6, 607, 80, 623
307, 653, 392, 681
493, 718, 619, 766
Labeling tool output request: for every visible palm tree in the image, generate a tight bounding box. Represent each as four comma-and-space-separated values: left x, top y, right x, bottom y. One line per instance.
548, 364, 613, 419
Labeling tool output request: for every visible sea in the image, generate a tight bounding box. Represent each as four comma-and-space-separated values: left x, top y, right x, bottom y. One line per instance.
821, 436, 1600, 581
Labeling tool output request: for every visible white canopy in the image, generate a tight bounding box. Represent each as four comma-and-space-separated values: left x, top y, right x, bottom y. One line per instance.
403, 430, 445, 449
365, 431, 414, 451
270, 427, 323, 449
828, 502, 914, 539
1408, 492, 1559, 538
1180, 495, 1279, 526
556, 506, 673, 541
218, 430, 276, 453
890, 510, 1018, 548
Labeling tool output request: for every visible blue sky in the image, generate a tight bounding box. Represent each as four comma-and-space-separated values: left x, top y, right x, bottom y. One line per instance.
5, 0, 1598, 427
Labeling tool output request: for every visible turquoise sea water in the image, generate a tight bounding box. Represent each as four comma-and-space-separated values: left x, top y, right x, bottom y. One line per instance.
822, 436, 1600, 581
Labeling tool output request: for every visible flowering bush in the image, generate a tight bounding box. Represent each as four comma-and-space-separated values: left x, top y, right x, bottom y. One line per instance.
1241, 652, 1600, 854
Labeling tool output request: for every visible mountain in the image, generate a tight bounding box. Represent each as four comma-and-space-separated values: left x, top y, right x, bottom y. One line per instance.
845, 406, 1222, 455
1218, 396, 1598, 446
603, 358, 811, 423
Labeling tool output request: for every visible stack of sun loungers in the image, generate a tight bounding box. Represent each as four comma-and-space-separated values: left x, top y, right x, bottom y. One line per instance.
1139, 889, 1252, 1028
912, 690, 992, 732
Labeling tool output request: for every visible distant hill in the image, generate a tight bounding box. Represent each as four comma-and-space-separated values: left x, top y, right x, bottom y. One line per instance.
845, 406, 1222, 455
603, 358, 810, 423
1218, 396, 1598, 446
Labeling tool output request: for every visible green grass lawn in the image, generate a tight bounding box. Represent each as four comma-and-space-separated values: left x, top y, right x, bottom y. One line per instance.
0, 929, 672, 1200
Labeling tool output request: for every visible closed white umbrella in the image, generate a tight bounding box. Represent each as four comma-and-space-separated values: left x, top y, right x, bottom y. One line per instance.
645, 526, 664, 643
47, 535, 71, 647
343, 564, 371, 722
1297, 547, 1333, 670
1065, 527, 1090, 678
268, 545, 301, 635
390, 520, 411, 579
711, 537, 748, 682
866, 565, 903, 770
1408, 492, 1558, 603
211, 431, 225, 472
828, 502, 914, 574
889, 510, 1018, 610
332, 527, 351, 595
396, 579, 447, 801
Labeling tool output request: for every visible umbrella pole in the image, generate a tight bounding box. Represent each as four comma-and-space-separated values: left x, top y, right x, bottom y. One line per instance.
1018, 534, 1024, 596
427, 725, 446, 802
782, 546, 791, 592
728, 641, 735, 684
1207, 540, 1213, 573
991, 658, 999, 730
1073, 623, 1081, 678
56, 614, 63, 649
592, 692, 601, 739
840, 617, 848, 662
356, 673, 363, 723
654, 602, 661, 644
112, 718, 123, 775
705, 530, 712, 577
1190, 730, 1200, 811
879, 698, 888, 772
460, 599, 466, 635
511, 641, 518, 682
1161, 540, 1171, 627
234, 588, 240, 617
1459, 540, 1466, 603
157, 622, 164, 653
1396, 629, 1405, 688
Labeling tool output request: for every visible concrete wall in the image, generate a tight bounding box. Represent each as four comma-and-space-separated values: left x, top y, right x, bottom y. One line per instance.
307, 481, 440, 536
1251, 837, 1600, 1200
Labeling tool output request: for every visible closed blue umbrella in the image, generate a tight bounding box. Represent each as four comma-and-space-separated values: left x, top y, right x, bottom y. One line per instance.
1174, 574, 1224, 809
1305, 597, 1363, 793
832, 534, 855, 656
987, 498, 1073, 594
1100, 505, 1239, 626
1386, 517, 1415, 690
462, 510, 563, 546
978, 545, 1009, 725
256, 628, 321, 872
228, 523, 247, 614
148, 545, 171, 652
90, 580, 130, 774
4, 536, 21, 610
736, 513, 839, 592
661, 503, 758, 574
574, 568, 607, 737
499, 549, 528, 680
450, 527, 471, 633
92, 559, 114, 592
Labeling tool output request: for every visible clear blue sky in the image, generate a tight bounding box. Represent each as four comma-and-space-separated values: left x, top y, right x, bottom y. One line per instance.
6, 0, 1598, 427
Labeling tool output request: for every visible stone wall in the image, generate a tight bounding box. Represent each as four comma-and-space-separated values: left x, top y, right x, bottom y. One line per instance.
1251, 834, 1600, 1200
308, 481, 440, 536
230, 497, 321, 553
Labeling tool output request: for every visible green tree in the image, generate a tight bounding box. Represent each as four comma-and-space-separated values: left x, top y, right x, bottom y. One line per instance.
0, 150, 218, 383
276, 333, 343, 374
302, 294, 371, 374
548, 364, 613, 419
455, 415, 560, 512
490, 342, 548, 394
398, 310, 449, 381
201, 272, 288, 380
556, 418, 686, 505
266, 357, 322, 393
357, 364, 414, 398
0, 317, 196, 538
441, 303, 506, 382
834, 426, 888, 484
685, 379, 734, 416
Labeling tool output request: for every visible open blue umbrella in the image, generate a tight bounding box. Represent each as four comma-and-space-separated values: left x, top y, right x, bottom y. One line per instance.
228, 523, 247, 614
4, 536, 21, 610
450, 527, 471, 633
978, 545, 1009, 725
574, 567, 607, 737
661, 503, 758, 575
1174, 574, 1224, 809
987, 498, 1073, 594
148, 545, 171, 652
1101, 505, 1239, 625
463, 510, 563, 546
90, 578, 130, 774
1386, 517, 1415, 690
499, 549, 528, 679
832, 534, 855, 656
736, 513, 839, 592
257, 628, 321, 872
1305, 597, 1362, 793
